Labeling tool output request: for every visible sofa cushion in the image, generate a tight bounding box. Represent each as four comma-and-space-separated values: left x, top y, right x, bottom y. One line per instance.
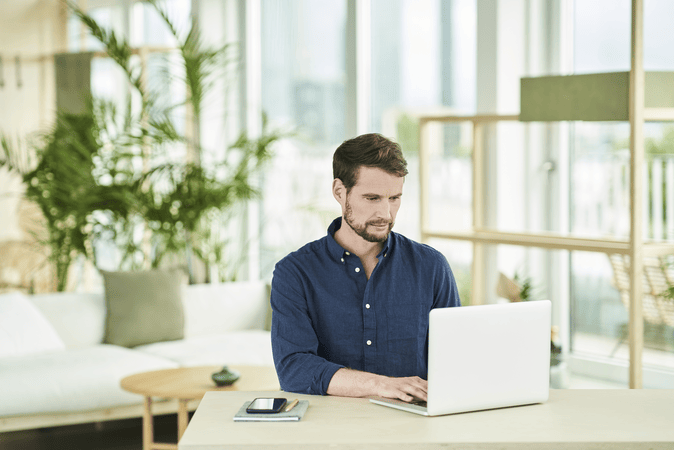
29, 292, 106, 348
102, 269, 186, 348
135, 330, 273, 367
0, 344, 179, 417
182, 281, 271, 338
0, 292, 66, 358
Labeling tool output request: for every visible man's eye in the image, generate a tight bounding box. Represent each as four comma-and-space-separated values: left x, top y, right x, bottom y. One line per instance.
366, 197, 378, 201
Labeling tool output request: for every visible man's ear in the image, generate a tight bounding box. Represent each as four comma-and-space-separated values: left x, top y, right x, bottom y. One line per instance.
332, 178, 346, 203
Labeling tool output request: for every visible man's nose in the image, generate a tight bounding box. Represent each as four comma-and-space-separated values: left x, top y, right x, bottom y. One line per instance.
376, 201, 392, 220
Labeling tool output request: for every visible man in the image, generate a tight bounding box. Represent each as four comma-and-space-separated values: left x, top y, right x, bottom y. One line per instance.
270, 133, 460, 402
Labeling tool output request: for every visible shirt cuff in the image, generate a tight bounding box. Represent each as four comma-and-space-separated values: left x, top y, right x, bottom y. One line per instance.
315, 362, 345, 396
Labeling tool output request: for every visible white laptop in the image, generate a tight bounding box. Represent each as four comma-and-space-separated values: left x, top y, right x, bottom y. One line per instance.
370, 300, 551, 416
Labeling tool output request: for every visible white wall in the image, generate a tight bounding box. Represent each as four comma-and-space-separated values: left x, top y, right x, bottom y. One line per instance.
0, 0, 64, 241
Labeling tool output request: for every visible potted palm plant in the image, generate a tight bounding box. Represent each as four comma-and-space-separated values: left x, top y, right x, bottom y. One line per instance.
68, 0, 286, 283
0, 104, 139, 291
1, 1, 286, 291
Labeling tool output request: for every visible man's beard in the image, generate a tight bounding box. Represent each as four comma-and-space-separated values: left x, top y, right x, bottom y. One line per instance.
344, 198, 394, 243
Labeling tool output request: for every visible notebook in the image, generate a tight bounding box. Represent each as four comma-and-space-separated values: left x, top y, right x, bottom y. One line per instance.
233, 400, 309, 422
370, 300, 551, 416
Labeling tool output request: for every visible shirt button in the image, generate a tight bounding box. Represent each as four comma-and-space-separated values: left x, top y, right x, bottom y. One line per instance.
345, 251, 351, 256
355, 267, 360, 273
340, 258, 344, 263
384, 253, 387, 257
366, 340, 372, 346
365, 304, 370, 309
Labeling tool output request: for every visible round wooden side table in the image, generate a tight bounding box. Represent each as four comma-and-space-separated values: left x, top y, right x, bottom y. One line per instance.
121, 365, 280, 450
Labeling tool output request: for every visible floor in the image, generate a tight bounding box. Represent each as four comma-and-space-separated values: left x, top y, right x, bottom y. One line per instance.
0, 414, 183, 450
573, 331, 674, 370
0, 375, 632, 450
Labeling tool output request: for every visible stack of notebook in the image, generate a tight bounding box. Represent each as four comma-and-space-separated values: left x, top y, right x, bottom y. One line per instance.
233, 400, 309, 422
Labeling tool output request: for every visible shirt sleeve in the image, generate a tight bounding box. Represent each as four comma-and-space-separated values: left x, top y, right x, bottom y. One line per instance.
270, 257, 344, 395
432, 252, 461, 309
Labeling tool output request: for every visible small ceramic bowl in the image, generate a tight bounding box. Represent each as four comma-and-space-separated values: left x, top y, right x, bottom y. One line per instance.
211, 366, 241, 386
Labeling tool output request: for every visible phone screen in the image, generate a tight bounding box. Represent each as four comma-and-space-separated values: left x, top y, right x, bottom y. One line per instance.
246, 397, 287, 414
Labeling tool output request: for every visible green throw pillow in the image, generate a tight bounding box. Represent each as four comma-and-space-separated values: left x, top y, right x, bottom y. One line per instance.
102, 269, 185, 348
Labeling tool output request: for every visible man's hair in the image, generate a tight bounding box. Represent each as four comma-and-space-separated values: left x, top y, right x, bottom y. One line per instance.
333, 133, 408, 191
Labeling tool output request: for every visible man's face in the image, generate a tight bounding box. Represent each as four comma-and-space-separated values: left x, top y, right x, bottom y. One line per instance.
342, 166, 404, 243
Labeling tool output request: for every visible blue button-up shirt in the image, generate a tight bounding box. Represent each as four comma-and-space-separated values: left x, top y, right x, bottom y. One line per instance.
270, 217, 461, 395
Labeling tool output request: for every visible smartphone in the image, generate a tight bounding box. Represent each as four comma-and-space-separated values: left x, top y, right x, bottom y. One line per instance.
246, 397, 287, 414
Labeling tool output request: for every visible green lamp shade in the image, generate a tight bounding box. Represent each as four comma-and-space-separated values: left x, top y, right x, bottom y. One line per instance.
520, 71, 674, 122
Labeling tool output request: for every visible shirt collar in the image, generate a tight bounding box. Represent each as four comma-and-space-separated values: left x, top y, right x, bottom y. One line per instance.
326, 217, 346, 261
326, 217, 393, 261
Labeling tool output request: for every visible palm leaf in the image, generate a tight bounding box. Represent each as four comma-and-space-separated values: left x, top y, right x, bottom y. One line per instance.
0, 134, 38, 175
146, 1, 235, 145
68, 2, 141, 92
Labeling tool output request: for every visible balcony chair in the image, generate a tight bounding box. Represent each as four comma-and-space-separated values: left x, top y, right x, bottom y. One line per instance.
607, 254, 674, 357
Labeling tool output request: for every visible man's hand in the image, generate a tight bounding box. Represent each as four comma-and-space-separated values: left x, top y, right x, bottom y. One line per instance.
326, 368, 428, 402
374, 375, 428, 402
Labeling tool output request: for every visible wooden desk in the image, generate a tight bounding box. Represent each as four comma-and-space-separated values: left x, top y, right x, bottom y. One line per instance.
121, 366, 279, 450
179, 389, 674, 450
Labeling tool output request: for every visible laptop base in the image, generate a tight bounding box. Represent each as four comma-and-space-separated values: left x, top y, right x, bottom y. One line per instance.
369, 397, 429, 416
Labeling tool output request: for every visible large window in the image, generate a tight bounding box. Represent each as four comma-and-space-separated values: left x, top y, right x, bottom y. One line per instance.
258, 0, 477, 283
569, 0, 674, 385
259, 0, 347, 278
370, 0, 476, 302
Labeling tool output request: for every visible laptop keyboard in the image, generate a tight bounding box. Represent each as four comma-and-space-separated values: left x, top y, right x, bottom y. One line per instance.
410, 399, 427, 408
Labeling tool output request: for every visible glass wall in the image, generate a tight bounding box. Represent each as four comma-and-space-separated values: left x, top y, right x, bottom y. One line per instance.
258, 0, 478, 279
368, 0, 476, 300
569, 0, 674, 385
370, 0, 476, 241
259, 0, 347, 278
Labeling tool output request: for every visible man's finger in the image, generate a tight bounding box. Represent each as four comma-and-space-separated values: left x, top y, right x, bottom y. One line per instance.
399, 381, 428, 401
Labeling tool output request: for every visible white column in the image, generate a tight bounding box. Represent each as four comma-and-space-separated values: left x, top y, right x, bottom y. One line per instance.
346, 0, 371, 137
476, 0, 527, 305
238, 0, 262, 281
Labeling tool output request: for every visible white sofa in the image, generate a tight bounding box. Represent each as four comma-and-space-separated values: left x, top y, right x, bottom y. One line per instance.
0, 281, 274, 432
